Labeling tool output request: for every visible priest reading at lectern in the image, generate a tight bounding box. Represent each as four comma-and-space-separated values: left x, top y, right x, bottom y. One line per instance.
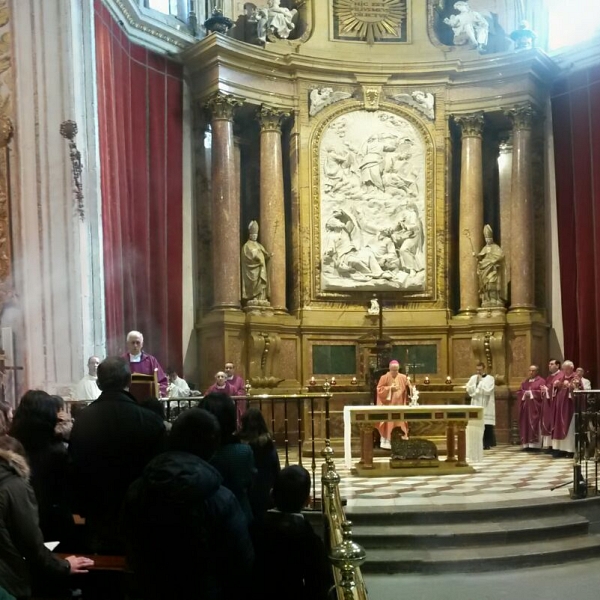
376, 360, 409, 450
123, 330, 168, 397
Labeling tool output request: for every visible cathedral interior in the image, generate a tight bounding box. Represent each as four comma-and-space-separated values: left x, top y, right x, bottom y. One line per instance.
0, 0, 598, 447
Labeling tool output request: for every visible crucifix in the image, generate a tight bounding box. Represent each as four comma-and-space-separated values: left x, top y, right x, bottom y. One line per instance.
373, 292, 391, 370
403, 347, 425, 383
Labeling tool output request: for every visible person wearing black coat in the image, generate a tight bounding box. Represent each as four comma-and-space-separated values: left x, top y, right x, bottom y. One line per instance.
252, 465, 331, 600
239, 408, 280, 521
123, 408, 254, 600
10, 391, 74, 547
0, 436, 92, 600
69, 357, 166, 553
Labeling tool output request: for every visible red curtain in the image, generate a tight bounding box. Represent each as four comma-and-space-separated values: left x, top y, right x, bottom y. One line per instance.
95, 0, 184, 371
552, 64, 600, 383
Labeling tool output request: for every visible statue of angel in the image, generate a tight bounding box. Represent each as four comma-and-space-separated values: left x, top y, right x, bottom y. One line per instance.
389, 90, 435, 120
256, 0, 297, 43
309, 87, 352, 117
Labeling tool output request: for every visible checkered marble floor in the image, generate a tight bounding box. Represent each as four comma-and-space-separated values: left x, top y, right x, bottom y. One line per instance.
311, 446, 596, 508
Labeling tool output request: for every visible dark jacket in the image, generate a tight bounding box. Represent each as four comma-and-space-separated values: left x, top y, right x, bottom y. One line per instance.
0, 448, 70, 599
252, 510, 331, 600
69, 389, 165, 551
123, 451, 254, 600
26, 440, 74, 546
243, 434, 280, 520
210, 441, 256, 523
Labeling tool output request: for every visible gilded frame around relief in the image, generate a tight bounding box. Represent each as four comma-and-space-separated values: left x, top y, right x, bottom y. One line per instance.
329, 0, 411, 44
310, 101, 436, 302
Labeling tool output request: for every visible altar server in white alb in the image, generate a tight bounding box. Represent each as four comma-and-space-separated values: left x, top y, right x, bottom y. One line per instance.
466, 362, 496, 450
74, 356, 101, 400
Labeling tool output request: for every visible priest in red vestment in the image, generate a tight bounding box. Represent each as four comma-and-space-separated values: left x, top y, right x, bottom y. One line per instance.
123, 330, 168, 397
517, 365, 545, 450
376, 360, 409, 450
551, 360, 581, 457
540, 359, 562, 450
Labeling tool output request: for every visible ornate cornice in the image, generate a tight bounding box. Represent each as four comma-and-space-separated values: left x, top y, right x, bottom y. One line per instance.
505, 102, 538, 131
103, 0, 195, 56
453, 112, 484, 138
257, 105, 291, 133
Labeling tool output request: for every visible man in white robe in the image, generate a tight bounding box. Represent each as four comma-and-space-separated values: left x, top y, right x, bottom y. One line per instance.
576, 367, 591, 390
74, 356, 101, 400
466, 361, 496, 449
166, 368, 191, 398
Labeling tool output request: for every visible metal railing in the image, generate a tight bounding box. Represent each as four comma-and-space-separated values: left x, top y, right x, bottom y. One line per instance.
571, 390, 600, 498
321, 440, 368, 600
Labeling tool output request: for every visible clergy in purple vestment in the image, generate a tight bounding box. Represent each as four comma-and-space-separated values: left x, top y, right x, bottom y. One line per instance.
551, 360, 581, 456
540, 359, 562, 449
225, 362, 247, 396
123, 330, 168, 397
205, 371, 235, 397
517, 365, 545, 450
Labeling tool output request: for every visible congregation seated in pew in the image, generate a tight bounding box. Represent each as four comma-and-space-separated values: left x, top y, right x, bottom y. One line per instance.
122, 408, 254, 600
0, 435, 93, 600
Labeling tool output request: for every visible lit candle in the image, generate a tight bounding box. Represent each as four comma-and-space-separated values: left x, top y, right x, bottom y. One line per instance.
351, 376, 358, 385
309, 376, 316, 386
445, 376, 452, 385
424, 376, 430, 385
331, 376, 337, 385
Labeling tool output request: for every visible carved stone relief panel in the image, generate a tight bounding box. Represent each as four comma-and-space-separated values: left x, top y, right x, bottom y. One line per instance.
313, 107, 432, 295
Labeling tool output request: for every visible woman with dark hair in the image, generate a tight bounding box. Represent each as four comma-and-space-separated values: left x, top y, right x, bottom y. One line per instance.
199, 393, 255, 523
239, 408, 280, 520
10, 391, 75, 546
0, 435, 93, 599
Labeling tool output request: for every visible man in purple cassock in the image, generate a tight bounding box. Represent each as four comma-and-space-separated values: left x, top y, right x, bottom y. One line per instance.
224, 361, 248, 425
551, 360, 581, 458
540, 359, 562, 450
123, 330, 168, 397
517, 365, 545, 450
225, 362, 246, 396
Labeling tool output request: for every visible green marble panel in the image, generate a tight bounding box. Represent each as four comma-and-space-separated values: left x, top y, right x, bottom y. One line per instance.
392, 344, 437, 375
312, 345, 357, 375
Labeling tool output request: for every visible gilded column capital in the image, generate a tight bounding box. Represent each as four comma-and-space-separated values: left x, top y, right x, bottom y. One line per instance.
453, 112, 484, 138
505, 103, 538, 131
0, 113, 13, 148
257, 105, 291, 133
204, 92, 244, 122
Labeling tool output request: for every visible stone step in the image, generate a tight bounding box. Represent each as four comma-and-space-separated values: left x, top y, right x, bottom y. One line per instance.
362, 533, 600, 573
354, 514, 589, 549
345, 496, 599, 526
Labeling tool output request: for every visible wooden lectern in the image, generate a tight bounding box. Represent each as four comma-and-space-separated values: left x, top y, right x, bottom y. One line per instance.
129, 369, 159, 403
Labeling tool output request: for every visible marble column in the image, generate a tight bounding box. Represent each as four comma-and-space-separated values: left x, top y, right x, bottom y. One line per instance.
11, 0, 106, 392
289, 112, 301, 312
507, 103, 536, 310
455, 113, 485, 314
498, 133, 513, 285
205, 92, 243, 310
258, 105, 290, 312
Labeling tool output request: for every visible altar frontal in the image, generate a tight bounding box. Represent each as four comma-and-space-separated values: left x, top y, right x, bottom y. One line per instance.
344, 405, 484, 477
